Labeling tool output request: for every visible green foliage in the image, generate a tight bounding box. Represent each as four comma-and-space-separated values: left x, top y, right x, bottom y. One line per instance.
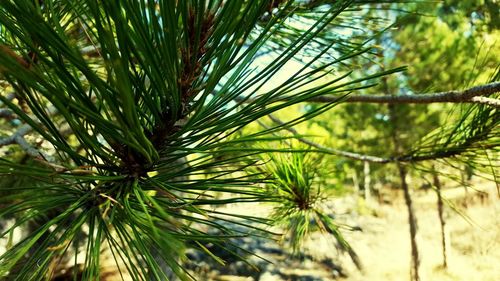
301, 0, 499, 188
258, 151, 362, 269
0, 1, 497, 280
411, 102, 500, 179
439, 0, 499, 31
0, 1, 400, 280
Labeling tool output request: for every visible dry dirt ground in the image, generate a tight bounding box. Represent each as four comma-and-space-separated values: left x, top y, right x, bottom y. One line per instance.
208, 183, 499, 281
339, 185, 499, 281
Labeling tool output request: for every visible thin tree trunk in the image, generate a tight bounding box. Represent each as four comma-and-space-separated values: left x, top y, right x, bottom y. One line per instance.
433, 172, 448, 268
363, 161, 371, 202
399, 165, 421, 281
461, 164, 470, 208
383, 74, 421, 281
352, 169, 360, 195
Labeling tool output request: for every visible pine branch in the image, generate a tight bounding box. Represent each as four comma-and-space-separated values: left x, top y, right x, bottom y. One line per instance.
470, 96, 500, 108
0, 124, 44, 158
267, 114, 391, 163
246, 82, 500, 107
305, 82, 500, 107
267, 112, 498, 164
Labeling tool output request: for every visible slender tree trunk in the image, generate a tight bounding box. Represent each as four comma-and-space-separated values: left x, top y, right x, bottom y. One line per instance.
399, 165, 421, 281
363, 161, 371, 202
383, 74, 421, 281
352, 169, 360, 195
461, 164, 470, 208
433, 172, 448, 268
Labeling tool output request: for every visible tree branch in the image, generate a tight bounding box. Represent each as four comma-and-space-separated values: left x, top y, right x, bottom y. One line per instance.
0, 91, 16, 105
0, 101, 67, 160
470, 96, 500, 108
267, 114, 392, 163
267, 112, 498, 164
0, 124, 43, 158
305, 82, 500, 107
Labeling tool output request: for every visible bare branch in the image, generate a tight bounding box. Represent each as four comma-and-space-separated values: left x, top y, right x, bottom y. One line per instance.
267, 114, 391, 163
13, 134, 44, 158
0, 124, 32, 145
306, 82, 500, 106
267, 113, 498, 164
1, 91, 21, 119
0, 124, 43, 158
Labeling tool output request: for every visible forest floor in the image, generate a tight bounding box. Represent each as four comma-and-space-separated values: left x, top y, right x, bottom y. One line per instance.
203, 183, 500, 281
337, 184, 500, 281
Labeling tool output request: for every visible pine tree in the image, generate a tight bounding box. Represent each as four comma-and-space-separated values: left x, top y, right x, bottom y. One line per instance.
0, 1, 498, 280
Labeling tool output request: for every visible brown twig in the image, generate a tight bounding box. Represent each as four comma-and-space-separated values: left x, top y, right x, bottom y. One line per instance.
267, 112, 498, 164
244, 82, 500, 107
303, 82, 500, 107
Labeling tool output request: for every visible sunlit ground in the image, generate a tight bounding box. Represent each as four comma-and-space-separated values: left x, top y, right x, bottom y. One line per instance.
211, 183, 499, 281
340, 184, 499, 281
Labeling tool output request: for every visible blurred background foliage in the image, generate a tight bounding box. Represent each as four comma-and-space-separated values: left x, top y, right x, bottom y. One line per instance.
266, 0, 500, 193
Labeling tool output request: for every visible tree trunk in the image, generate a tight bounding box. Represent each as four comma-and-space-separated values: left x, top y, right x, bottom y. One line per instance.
461, 164, 470, 208
352, 169, 360, 195
383, 72, 421, 281
363, 161, 371, 202
399, 165, 420, 281
433, 172, 448, 268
